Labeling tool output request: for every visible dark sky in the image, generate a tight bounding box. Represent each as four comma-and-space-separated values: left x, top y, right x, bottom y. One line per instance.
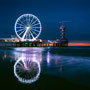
0, 0, 90, 42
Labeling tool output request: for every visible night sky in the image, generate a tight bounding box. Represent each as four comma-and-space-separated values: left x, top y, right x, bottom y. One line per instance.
0, 0, 90, 42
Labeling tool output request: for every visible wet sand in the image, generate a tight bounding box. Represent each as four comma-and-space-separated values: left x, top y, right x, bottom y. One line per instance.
0, 73, 89, 90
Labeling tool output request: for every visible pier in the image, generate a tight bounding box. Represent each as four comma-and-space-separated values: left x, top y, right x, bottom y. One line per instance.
0, 38, 68, 47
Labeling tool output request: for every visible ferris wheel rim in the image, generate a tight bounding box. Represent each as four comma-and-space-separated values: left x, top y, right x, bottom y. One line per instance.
15, 14, 42, 41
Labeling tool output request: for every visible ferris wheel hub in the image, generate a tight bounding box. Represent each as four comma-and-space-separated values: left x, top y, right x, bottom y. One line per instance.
26, 26, 31, 31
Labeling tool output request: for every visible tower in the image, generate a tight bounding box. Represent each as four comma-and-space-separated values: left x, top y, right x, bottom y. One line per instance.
60, 25, 66, 39
59, 24, 68, 47
55, 21, 71, 47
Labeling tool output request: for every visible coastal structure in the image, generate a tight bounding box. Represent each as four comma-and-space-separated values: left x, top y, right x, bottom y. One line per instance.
55, 24, 68, 47
0, 14, 68, 47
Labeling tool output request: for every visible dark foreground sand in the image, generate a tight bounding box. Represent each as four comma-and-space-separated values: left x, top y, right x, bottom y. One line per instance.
0, 73, 90, 90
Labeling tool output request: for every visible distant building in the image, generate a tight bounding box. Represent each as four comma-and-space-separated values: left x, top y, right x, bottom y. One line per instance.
54, 25, 68, 47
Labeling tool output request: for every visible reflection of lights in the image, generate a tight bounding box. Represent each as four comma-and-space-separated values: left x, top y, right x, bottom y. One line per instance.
14, 57, 41, 84
48, 47, 50, 49
59, 59, 64, 72
13, 48, 44, 62
40, 52, 42, 62
55, 54, 59, 66
55, 58, 58, 66
13, 47, 44, 52
47, 51, 50, 65
32, 54, 36, 61
4, 52, 7, 59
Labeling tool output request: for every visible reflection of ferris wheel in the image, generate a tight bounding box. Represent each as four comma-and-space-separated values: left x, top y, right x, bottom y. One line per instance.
14, 58, 41, 84
15, 14, 42, 41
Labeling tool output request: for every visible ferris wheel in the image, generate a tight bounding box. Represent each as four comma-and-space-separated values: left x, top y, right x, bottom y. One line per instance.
15, 14, 42, 41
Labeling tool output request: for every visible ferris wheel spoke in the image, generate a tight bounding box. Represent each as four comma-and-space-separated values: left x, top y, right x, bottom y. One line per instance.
29, 30, 34, 39
19, 30, 25, 36
32, 23, 40, 27
17, 28, 25, 31
26, 15, 28, 22
31, 30, 38, 36
19, 19, 26, 26
32, 27, 41, 29
22, 16, 25, 22
16, 27, 24, 28
26, 16, 29, 25
29, 15, 31, 23
30, 16, 34, 24
32, 28, 40, 32
26, 19, 30, 25
17, 28, 25, 32
26, 19, 29, 25
31, 19, 38, 25
17, 23, 25, 27
26, 15, 31, 25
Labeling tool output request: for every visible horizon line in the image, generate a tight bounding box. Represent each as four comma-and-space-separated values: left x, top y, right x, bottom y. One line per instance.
68, 43, 90, 46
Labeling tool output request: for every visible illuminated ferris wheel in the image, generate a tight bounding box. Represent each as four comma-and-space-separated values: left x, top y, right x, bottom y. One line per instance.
15, 14, 42, 41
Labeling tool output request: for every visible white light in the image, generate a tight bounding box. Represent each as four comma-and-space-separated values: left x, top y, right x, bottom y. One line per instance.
26, 26, 30, 31
47, 51, 50, 65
